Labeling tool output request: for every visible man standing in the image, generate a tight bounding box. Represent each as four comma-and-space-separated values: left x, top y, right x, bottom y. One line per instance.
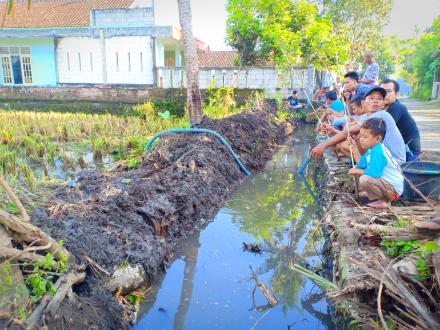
380, 78, 421, 161
359, 51, 379, 86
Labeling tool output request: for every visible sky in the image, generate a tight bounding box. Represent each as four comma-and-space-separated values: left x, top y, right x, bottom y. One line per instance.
155, 0, 440, 50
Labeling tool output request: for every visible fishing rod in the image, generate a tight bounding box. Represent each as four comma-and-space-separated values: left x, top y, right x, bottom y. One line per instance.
341, 96, 360, 198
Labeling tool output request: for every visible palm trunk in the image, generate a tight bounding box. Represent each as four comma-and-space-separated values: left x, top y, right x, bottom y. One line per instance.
177, 0, 202, 126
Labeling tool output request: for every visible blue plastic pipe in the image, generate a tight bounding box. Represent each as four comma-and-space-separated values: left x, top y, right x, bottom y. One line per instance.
145, 128, 252, 176
297, 157, 311, 175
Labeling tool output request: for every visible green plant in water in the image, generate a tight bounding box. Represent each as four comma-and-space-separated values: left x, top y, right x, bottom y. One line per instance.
92, 137, 108, 161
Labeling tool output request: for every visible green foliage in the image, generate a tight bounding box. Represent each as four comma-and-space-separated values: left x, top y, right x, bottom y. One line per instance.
152, 99, 186, 118
133, 101, 155, 120
24, 250, 68, 301
25, 271, 56, 301
276, 109, 306, 122
321, 0, 393, 63
381, 240, 418, 258
203, 88, 239, 119
390, 216, 412, 228
226, 0, 349, 69
5, 201, 19, 214
416, 241, 440, 279
127, 158, 140, 170
407, 15, 440, 99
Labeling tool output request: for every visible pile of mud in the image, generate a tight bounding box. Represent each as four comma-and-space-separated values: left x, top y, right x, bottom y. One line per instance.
31, 103, 293, 329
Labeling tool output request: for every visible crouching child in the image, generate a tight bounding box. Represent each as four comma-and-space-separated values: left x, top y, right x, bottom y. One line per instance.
348, 118, 404, 209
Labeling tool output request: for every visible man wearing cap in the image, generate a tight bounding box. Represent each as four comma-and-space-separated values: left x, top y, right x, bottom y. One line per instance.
311, 86, 406, 165
359, 51, 379, 87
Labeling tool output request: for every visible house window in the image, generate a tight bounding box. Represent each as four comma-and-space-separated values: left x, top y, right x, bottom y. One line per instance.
1, 56, 12, 84
1, 47, 32, 85
128, 52, 131, 71
78, 52, 82, 71
21, 56, 32, 84
90, 52, 93, 71
140, 52, 143, 72
116, 52, 119, 71
67, 52, 70, 71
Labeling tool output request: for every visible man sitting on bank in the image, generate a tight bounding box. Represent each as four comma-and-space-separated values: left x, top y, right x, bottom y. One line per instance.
286, 90, 305, 111
380, 78, 421, 161
332, 71, 370, 131
310, 86, 406, 165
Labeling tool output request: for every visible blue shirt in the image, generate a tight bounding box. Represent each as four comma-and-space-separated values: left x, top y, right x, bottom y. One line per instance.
356, 84, 370, 98
329, 100, 344, 112
287, 96, 299, 107
357, 143, 404, 195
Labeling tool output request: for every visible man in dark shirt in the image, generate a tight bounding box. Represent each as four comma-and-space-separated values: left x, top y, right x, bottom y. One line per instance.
286, 90, 304, 110
380, 78, 421, 161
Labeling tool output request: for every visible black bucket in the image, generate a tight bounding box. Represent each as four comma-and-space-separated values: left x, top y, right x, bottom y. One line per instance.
402, 161, 440, 200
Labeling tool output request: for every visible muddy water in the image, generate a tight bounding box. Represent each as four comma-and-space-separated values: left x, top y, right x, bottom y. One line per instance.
134, 126, 335, 330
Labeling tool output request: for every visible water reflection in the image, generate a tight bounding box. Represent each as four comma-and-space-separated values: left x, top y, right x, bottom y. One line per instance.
134, 126, 334, 330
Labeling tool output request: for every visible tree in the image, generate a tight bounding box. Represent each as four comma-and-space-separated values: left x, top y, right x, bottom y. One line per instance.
177, 0, 203, 126
225, 0, 349, 70
408, 16, 440, 99
320, 0, 393, 63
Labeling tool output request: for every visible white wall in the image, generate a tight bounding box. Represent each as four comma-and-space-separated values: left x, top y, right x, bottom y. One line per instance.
56, 38, 102, 84
56, 36, 154, 85
158, 67, 313, 97
105, 36, 154, 84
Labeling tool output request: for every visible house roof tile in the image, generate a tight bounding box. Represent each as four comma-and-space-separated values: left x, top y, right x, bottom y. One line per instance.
197, 51, 238, 68
197, 50, 273, 67
0, 0, 134, 28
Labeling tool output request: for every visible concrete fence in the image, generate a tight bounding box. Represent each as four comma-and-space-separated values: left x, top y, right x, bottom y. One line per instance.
156, 66, 318, 98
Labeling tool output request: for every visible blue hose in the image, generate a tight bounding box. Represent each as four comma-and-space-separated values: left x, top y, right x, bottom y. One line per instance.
297, 157, 311, 175
145, 128, 252, 176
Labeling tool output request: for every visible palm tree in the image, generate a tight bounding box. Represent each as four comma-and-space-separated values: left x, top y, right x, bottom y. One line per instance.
177, 0, 203, 126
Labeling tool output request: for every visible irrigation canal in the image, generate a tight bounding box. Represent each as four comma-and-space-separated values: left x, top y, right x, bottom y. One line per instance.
134, 126, 335, 330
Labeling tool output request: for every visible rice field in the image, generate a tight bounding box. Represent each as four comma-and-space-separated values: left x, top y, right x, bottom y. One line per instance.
0, 104, 190, 187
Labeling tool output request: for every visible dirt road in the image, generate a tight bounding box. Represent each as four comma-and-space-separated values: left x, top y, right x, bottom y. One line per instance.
402, 98, 440, 160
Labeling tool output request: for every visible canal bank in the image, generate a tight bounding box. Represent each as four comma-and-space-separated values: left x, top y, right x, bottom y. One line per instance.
317, 138, 440, 329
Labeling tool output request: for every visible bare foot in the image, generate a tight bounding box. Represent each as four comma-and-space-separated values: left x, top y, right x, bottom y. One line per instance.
366, 200, 391, 209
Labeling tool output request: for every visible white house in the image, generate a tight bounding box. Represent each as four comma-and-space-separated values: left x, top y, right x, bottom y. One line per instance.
0, 0, 320, 97
0, 0, 209, 87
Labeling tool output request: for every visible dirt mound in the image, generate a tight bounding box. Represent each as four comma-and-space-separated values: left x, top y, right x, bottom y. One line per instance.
31, 103, 292, 329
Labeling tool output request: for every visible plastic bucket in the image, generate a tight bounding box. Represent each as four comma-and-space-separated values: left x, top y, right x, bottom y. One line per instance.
402, 161, 440, 200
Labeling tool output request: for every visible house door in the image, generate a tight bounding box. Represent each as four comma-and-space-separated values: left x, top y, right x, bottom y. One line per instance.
11, 55, 23, 85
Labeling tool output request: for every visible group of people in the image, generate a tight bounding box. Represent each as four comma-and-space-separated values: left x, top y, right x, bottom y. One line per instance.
291, 52, 421, 209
